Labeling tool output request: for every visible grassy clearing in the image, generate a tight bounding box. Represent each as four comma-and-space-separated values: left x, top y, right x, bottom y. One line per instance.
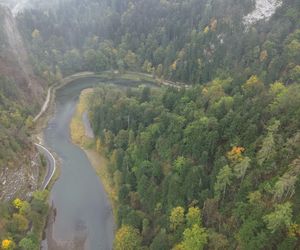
70, 88, 118, 221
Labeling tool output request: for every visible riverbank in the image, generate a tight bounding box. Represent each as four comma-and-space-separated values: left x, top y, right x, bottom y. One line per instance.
32, 72, 143, 249
33, 70, 177, 135
33, 71, 178, 248
32, 73, 100, 249
70, 89, 118, 221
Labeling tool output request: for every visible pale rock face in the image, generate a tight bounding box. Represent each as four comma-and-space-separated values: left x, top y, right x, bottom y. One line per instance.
243, 0, 282, 26
0, 0, 66, 16
0, 154, 40, 202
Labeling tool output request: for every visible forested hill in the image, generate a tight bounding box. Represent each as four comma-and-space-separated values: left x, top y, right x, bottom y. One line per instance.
6, 0, 300, 249
88, 77, 300, 249
0, 6, 45, 200
18, 0, 299, 85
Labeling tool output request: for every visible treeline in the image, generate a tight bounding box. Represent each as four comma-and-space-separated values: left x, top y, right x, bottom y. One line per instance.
87, 75, 300, 248
18, 0, 299, 84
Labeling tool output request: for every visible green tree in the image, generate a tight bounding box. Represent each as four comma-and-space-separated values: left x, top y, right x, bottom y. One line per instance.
233, 156, 251, 180
257, 120, 280, 167
124, 51, 138, 70
287, 39, 300, 63
114, 225, 142, 250
237, 219, 268, 250
156, 64, 163, 78
290, 65, 300, 82
207, 230, 229, 250
274, 173, 298, 202
242, 75, 265, 96
263, 202, 293, 233
19, 201, 31, 216
178, 224, 208, 250
19, 237, 38, 250
214, 165, 233, 199
11, 213, 29, 232
150, 229, 169, 250
186, 207, 201, 227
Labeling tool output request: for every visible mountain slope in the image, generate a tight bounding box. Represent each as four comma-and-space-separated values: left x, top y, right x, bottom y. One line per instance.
17, 0, 299, 86
1, 0, 298, 248
1, 7, 43, 102
0, 6, 45, 201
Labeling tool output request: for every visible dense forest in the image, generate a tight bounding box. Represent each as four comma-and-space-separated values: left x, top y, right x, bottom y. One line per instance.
18, 0, 300, 84
18, 0, 300, 249
86, 76, 300, 248
0, 76, 34, 169
0, 0, 299, 249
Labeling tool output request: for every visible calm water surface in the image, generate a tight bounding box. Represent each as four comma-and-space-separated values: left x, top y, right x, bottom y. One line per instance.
44, 78, 114, 250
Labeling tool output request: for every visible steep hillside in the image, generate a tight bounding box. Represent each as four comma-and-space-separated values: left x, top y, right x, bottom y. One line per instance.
0, 7, 44, 102
18, 0, 299, 85
243, 0, 283, 25
14, 0, 300, 249
88, 78, 300, 249
0, 6, 45, 201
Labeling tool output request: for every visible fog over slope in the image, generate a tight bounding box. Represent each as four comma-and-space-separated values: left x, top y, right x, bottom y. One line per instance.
0, 0, 65, 15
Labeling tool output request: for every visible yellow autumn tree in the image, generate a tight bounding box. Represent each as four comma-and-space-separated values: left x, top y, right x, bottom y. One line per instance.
1, 239, 15, 250
269, 81, 286, 97
175, 224, 208, 250
288, 223, 300, 237
12, 198, 23, 210
204, 26, 210, 34
171, 60, 177, 71
242, 75, 265, 95
170, 206, 185, 230
114, 225, 141, 250
227, 146, 245, 163
186, 207, 202, 227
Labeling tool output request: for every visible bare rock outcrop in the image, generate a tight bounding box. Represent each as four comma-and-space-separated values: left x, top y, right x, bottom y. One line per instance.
243, 0, 282, 26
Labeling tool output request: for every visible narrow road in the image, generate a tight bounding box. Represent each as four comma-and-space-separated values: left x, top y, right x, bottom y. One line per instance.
35, 143, 56, 190
33, 72, 96, 122
33, 71, 184, 123
33, 87, 52, 122
32, 72, 184, 191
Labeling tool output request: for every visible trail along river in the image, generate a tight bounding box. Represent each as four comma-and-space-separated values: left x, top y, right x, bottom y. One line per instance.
43, 77, 114, 250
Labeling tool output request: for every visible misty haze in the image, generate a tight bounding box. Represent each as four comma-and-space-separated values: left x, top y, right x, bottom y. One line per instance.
0, 0, 299, 250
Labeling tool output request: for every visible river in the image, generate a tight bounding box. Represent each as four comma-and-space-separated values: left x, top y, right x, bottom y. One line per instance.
43, 77, 115, 250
